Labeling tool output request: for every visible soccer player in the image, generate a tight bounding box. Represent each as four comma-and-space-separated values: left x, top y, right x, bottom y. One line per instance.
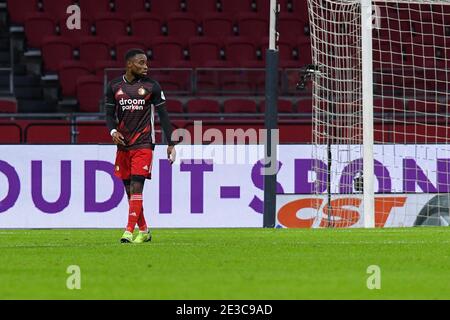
105, 49, 175, 244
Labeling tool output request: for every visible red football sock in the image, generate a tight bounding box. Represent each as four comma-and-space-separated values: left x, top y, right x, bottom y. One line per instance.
126, 193, 143, 233
137, 208, 148, 232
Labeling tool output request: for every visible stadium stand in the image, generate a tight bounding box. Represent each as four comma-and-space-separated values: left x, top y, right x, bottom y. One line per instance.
5, 0, 446, 144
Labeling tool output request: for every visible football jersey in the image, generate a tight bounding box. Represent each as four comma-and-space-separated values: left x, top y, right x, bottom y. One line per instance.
105, 75, 166, 150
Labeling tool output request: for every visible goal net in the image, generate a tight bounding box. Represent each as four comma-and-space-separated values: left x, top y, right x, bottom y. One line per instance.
307, 0, 450, 228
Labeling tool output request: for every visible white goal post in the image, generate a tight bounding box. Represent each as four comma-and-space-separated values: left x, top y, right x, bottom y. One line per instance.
307, 0, 450, 228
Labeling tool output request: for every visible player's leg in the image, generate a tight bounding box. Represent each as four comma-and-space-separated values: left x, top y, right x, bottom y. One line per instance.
115, 151, 134, 243
129, 148, 153, 243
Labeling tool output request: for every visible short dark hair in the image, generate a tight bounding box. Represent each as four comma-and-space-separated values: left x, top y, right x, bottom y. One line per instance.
125, 49, 146, 62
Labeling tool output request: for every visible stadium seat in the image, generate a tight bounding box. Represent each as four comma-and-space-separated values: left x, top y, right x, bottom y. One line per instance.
297, 40, 312, 66
59, 18, 92, 47
224, 37, 257, 64
290, 0, 309, 24
7, 0, 39, 24
78, 0, 112, 22
237, 13, 268, 38
76, 76, 104, 112
24, 13, 56, 48
94, 13, 129, 46
202, 13, 234, 38
130, 13, 162, 40
259, 37, 293, 61
260, 99, 293, 113
185, 0, 218, 18
166, 13, 199, 42
79, 37, 112, 69
58, 60, 91, 96
297, 99, 313, 113
115, 36, 146, 61
220, 0, 253, 16
223, 99, 258, 113
150, 37, 184, 66
255, 0, 290, 17
373, 98, 405, 114
25, 121, 72, 143
202, 60, 235, 68
149, 0, 182, 20
0, 99, 18, 113
76, 121, 112, 143
157, 74, 189, 92
165, 100, 184, 113
186, 99, 220, 113
41, 0, 75, 21
114, 0, 148, 20
188, 37, 221, 65
94, 60, 124, 76
0, 121, 21, 143
408, 100, 442, 114
278, 13, 308, 42
42, 36, 74, 72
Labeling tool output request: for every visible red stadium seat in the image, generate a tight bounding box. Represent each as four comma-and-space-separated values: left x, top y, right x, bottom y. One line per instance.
41, 0, 74, 21
130, 13, 162, 41
94, 60, 124, 76
94, 13, 128, 45
290, 0, 310, 23
0, 120, 21, 143
260, 99, 293, 113
186, 99, 220, 113
297, 41, 312, 66
150, 37, 184, 66
223, 99, 258, 113
188, 37, 221, 65
114, 0, 148, 20
76, 121, 112, 143
79, 37, 111, 69
25, 121, 71, 143
220, 0, 253, 16
165, 100, 184, 113
78, 0, 112, 22
149, 0, 181, 20
59, 18, 92, 47
7, 0, 39, 24
58, 60, 91, 96
0, 99, 18, 113
76, 76, 104, 112
115, 36, 146, 61
202, 13, 234, 38
225, 37, 256, 63
42, 36, 74, 72
24, 13, 56, 48
260, 37, 293, 61
237, 13, 268, 38
373, 98, 405, 113
202, 60, 235, 68
297, 99, 313, 113
255, 0, 290, 16
185, 0, 217, 18
408, 100, 442, 114
278, 13, 308, 42
166, 13, 199, 42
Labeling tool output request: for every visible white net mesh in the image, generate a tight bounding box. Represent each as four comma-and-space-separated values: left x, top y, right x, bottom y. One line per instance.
308, 0, 450, 228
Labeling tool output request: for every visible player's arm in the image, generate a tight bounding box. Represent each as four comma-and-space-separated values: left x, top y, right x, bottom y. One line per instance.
153, 83, 176, 163
105, 83, 126, 146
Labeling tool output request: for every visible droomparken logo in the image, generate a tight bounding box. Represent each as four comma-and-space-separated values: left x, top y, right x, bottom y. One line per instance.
119, 98, 145, 111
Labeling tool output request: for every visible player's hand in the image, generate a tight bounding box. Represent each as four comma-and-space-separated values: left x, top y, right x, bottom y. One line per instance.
167, 145, 176, 164
112, 131, 126, 146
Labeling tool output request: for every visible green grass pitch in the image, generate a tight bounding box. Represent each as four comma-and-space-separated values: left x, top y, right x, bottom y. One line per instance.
1, 227, 450, 299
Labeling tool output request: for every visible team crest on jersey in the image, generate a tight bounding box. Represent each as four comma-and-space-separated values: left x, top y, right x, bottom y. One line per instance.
138, 86, 146, 96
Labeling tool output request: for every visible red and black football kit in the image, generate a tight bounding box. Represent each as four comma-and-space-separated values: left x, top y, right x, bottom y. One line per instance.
105, 75, 174, 180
